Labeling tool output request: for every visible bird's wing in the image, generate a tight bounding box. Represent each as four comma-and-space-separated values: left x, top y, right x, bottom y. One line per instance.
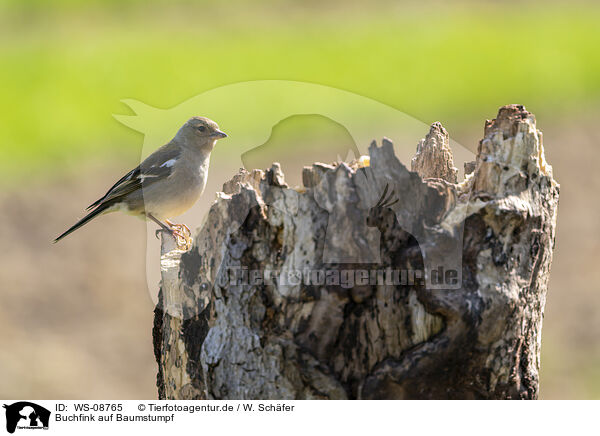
86, 143, 181, 210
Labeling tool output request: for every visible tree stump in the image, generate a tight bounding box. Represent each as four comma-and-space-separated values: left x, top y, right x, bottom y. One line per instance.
153, 105, 559, 399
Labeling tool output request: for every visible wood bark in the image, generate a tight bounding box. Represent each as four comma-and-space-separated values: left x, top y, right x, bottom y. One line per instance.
153, 104, 559, 399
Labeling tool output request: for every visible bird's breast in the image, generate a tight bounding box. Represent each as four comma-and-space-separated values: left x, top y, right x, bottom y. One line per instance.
143, 163, 208, 220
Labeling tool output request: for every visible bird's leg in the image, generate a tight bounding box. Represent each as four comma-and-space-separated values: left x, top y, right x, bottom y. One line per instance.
147, 214, 192, 250
147, 214, 172, 236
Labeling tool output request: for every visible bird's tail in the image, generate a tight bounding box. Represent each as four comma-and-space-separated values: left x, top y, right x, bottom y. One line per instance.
54, 203, 111, 243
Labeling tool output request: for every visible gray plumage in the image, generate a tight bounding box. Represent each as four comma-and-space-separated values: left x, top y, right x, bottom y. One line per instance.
55, 116, 227, 243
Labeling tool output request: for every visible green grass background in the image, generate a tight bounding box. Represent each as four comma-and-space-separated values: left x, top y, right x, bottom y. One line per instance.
1, 0, 599, 183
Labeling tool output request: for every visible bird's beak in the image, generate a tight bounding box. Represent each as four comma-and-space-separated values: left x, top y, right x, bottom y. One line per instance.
212, 130, 228, 139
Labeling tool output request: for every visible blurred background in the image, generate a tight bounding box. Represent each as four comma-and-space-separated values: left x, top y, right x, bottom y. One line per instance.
1, 0, 598, 399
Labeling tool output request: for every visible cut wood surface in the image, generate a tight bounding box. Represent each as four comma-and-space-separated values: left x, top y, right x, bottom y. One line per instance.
153, 105, 559, 399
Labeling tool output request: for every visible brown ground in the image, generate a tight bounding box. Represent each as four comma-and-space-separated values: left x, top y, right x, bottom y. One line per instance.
0, 160, 155, 399
0, 119, 598, 399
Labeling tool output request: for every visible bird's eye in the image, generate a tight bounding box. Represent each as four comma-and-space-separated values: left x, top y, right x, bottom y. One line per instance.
196, 125, 206, 132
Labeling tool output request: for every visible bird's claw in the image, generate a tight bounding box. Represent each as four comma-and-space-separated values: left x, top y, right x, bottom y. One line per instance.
170, 223, 193, 251
155, 224, 192, 250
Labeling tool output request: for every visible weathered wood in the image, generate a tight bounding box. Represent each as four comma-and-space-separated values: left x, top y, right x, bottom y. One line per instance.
153, 105, 559, 399
411, 121, 458, 183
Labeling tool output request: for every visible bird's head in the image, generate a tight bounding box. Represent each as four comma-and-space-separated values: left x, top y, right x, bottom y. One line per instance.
177, 116, 227, 149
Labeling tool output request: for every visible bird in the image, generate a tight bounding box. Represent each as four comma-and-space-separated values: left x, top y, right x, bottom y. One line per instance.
54, 116, 227, 249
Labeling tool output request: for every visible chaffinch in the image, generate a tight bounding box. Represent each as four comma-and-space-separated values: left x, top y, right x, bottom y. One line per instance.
54, 116, 227, 249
